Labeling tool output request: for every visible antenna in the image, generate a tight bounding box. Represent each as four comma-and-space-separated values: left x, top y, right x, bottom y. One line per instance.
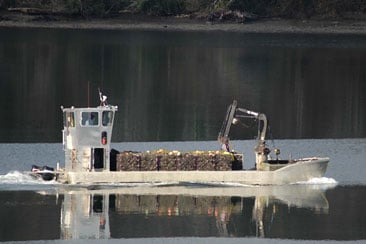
87, 81, 90, 107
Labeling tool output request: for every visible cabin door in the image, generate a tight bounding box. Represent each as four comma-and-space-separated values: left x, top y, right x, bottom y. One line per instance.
93, 148, 104, 169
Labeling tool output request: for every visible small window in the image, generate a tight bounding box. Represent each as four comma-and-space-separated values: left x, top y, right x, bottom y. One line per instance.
81, 112, 99, 126
102, 111, 114, 126
63, 112, 75, 127
93, 195, 104, 213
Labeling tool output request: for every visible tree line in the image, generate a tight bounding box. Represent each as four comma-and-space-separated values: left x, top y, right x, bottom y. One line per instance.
0, 0, 364, 20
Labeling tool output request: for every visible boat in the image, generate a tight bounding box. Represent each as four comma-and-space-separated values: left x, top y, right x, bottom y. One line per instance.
31, 92, 329, 184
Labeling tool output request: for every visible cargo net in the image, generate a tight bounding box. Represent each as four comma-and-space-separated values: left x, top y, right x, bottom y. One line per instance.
116, 149, 243, 171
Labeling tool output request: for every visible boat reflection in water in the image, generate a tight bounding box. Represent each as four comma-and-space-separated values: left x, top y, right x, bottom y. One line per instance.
53, 183, 334, 239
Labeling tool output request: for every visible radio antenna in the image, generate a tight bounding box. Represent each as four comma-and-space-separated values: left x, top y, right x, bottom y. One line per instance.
87, 81, 91, 107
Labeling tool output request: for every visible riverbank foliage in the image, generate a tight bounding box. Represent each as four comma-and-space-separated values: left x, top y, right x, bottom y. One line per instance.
0, 0, 365, 20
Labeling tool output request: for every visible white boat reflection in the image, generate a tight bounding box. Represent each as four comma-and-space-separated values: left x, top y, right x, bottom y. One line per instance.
41, 183, 335, 239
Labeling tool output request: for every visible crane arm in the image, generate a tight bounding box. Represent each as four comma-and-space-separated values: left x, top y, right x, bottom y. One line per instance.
218, 100, 237, 143
218, 100, 268, 142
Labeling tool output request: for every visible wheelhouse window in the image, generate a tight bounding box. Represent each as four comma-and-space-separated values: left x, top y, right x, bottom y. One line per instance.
63, 111, 75, 127
102, 111, 114, 126
81, 112, 99, 126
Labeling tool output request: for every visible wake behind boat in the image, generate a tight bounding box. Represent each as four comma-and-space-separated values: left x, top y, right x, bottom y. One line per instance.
29, 93, 329, 185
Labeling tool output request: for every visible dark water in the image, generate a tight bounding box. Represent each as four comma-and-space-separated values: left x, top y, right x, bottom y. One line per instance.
0, 28, 366, 142
0, 185, 365, 241
0, 27, 365, 242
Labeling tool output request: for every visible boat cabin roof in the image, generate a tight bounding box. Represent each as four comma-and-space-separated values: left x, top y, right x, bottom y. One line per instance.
61, 105, 118, 128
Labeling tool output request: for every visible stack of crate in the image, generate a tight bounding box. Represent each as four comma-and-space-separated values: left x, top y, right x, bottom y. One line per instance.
116, 150, 242, 171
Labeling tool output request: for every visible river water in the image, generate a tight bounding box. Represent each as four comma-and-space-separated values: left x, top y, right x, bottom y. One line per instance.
0, 26, 365, 242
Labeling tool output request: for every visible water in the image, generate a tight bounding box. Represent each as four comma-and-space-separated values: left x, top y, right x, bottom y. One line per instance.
0, 27, 365, 242
0, 28, 366, 142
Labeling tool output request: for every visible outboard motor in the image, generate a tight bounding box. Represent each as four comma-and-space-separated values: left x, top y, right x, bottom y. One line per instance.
31, 165, 55, 181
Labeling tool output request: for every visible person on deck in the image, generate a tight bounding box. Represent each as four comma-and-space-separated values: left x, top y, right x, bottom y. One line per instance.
221, 138, 231, 152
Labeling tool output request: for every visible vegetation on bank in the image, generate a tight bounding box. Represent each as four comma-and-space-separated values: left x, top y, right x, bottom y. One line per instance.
0, 0, 365, 21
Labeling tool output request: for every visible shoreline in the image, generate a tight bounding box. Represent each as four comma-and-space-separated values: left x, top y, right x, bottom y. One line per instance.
1, 14, 366, 35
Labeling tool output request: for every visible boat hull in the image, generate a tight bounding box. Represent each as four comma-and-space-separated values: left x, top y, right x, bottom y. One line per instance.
62, 157, 329, 185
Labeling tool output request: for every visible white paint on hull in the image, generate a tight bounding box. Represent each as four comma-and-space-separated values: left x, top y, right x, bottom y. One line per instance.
64, 157, 329, 185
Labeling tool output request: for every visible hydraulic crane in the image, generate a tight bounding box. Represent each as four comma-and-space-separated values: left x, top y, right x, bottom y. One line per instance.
218, 100, 278, 170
